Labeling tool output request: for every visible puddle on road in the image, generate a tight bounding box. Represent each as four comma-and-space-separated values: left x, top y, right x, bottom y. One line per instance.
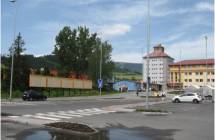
15, 127, 176, 140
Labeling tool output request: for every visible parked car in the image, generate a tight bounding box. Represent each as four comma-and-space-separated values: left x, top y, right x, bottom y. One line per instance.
172, 93, 202, 103
22, 90, 47, 101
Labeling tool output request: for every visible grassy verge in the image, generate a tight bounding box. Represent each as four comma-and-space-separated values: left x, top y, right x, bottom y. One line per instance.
113, 72, 142, 80
140, 96, 163, 98
168, 90, 184, 95
1, 90, 23, 99
136, 108, 168, 113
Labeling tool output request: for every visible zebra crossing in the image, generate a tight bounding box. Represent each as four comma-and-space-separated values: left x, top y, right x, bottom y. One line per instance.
9, 108, 116, 122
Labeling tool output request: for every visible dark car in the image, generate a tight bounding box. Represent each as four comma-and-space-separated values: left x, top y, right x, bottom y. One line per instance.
22, 90, 47, 101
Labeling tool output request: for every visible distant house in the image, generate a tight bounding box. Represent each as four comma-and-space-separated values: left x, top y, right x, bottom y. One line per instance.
113, 80, 138, 91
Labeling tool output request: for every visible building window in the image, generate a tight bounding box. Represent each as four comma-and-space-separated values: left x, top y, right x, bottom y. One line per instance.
200, 79, 203, 82
185, 79, 187, 82
189, 72, 192, 75
189, 79, 192, 82
200, 72, 203, 75
195, 72, 199, 75
196, 79, 199, 82
212, 79, 215, 82
207, 79, 210, 82
211, 72, 214, 75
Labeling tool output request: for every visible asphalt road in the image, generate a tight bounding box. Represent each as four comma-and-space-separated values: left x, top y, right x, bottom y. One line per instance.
2, 98, 150, 115
2, 92, 165, 115
1, 94, 214, 140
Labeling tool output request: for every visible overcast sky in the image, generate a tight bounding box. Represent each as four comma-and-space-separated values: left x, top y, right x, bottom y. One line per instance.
2, 0, 214, 63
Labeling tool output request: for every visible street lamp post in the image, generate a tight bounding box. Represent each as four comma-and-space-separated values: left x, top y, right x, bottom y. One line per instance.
9, 0, 18, 101
99, 44, 103, 96
145, 0, 151, 109
204, 36, 208, 86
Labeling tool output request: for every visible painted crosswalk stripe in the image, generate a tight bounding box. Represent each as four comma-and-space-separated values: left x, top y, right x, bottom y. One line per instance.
75, 108, 107, 115
83, 108, 114, 114
9, 116, 19, 118
36, 113, 72, 119
82, 108, 104, 113
90, 108, 116, 113
76, 108, 114, 114
33, 115, 60, 121
23, 114, 33, 117
57, 111, 82, 117
68, 110, 92, 116
10, 107, 117, 122
23, 114, 61, 121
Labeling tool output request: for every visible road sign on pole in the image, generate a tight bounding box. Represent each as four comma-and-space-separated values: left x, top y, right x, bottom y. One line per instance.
98, 79, 103, 89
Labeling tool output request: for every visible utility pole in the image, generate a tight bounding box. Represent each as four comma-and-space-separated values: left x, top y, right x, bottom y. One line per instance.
9, 0, 18, 101
179, 49, 182, 88
99, 44, 103, 96
205, 36, 208, 86
145, 0, 151, 109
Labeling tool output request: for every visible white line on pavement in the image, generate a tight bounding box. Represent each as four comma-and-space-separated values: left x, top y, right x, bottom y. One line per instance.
32, 115, 60, 121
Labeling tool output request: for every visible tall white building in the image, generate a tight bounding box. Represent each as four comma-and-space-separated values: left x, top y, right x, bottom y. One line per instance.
143, 44, 174, 89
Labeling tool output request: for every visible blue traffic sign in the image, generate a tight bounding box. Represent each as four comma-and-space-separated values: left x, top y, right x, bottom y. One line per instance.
98, 79, 103, 88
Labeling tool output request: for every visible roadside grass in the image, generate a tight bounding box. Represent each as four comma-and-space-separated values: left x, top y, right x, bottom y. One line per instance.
1, 90, 23, 99
113, 72, 142, 80
140, 96, 163, 98
136, 108, 168, 113
1, 89, 123, 100
168, 90, 184, 95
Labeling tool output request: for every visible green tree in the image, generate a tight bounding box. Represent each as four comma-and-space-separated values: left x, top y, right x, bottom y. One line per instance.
6, 33, 30, 91
53, 26, 114, 86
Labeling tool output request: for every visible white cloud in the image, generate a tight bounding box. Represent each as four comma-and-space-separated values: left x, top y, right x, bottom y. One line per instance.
166, 33, 214, 61
195, 2, 214, 12
99, 24, 131, 38
32, 21, 71, 33
23, 0, 99, 9
157, 32, 185, 44
112, 52, 142, 63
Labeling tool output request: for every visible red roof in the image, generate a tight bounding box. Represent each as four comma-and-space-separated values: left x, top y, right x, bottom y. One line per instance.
169, 59, 215, 66
144, 51, 173, 59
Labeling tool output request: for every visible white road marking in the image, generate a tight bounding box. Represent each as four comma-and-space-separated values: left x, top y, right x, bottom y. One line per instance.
57, 111, 83, 117
8, 116, 19, 118
23, 114, 33, 117
68, 110, 92, 116
8, 107, 117, 122
37, 113, 72, 119
32, 115, 60, 121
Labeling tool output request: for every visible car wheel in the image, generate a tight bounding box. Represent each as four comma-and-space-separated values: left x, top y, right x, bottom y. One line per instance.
174, 99, 180, 103
29, 97, 33, 101
193, 99, 199, 104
